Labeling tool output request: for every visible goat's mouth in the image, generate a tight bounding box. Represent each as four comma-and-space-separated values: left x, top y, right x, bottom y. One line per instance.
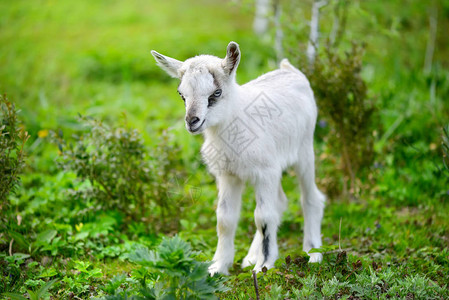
188, 119, 206, 134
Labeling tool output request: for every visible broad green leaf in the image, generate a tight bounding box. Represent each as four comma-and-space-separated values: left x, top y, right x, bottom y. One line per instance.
12, 253, 30, 261
1, 293, 28, 300
36, 279, 58, 298
27, 290, 38, 300
74, 231, 89, 241
128, 246, 157, 266
309, 245, 337, 253
38, 268, 58, 278
8, 231, 30, 251
36, 230, 57, 245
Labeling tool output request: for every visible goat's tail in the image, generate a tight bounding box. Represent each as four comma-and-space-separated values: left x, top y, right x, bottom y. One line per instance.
280, 59, 304, 76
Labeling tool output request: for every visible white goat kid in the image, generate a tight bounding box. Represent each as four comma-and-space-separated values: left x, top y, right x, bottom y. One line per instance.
151, 42, 325, 275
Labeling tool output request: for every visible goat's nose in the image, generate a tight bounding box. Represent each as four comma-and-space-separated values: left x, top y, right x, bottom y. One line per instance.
186, 116, 200, 127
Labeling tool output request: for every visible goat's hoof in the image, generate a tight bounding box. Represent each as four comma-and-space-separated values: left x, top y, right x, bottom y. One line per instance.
308, 252, 323, 263
208, 262, 230, 276
253, 262, 274, 274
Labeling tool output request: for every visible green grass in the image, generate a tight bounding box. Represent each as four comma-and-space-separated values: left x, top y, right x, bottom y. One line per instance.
1, 0, 449, 299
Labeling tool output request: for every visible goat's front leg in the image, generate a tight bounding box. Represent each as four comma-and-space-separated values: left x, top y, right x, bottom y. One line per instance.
209, 174, 244, 275
253, 175, 281, 272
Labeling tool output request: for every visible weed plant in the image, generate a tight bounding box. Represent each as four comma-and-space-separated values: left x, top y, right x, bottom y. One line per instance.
0, 95, 29, 206
304, 43, 375, 197
53, 115, 187, 233
220, 250, 449, 299
97, 236, 228, 299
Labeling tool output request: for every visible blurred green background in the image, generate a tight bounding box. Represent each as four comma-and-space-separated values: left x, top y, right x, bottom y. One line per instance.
1, 0, 261, 133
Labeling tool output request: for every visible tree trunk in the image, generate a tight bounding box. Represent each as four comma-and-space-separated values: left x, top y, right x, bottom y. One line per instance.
307, 0, 328, 67
273, 0, 283, 62
253, 0, 271, 36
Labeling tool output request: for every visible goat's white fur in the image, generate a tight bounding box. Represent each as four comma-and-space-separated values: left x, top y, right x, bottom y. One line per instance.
151, 42, 325, 275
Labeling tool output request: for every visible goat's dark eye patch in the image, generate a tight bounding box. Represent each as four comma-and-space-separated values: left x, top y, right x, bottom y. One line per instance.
208, 96, 217, 107
208, 89, 222, 108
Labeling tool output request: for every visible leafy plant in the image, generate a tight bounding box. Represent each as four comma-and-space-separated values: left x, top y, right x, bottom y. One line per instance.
0, 94, 29, 208
1, 253, 31, 292
99, 236, 228, 299
321, 276, 349, 298
283, 0, 377, 198
53, 115, 187, 232
2, 279, 57, 300
265, 283, 288, 300
60, 260, 103, 296
304, 43, 376, 197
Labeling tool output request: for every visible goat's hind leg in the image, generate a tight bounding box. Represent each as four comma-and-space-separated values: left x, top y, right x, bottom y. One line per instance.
295, 144, 325, 263
241, 225, 262, 268
209, 174, 244, 275
242, 184, 287, 269
252, 175, 283, 272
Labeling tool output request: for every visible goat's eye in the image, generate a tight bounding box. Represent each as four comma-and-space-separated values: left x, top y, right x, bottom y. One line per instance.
213, 89, 222, 97
208, 89, 222, 108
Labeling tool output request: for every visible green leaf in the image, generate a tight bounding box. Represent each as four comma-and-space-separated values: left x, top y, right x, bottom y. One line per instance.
237, 271, 252, 280
189, 262, 209, 281
36, 279, 58, 298
32, 230, 58, 254
308, 248, 324, 253
11, 253, 30, 261
128, 246, 157, 266
1, 293, 28, 300
74, 231, 89, 241
27, 290, 38, 300
309, 245, 338, 253
8, 230, 30, 251
38, 268, 58, 278
37, 230, 57, 245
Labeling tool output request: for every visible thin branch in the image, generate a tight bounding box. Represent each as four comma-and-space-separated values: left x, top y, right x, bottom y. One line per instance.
273, 0, 283, 62
307, 0, 329, 67
252, 270, 260, 300
326, 248, 352, 254
339, 217, 342, 251
253, 0, 271, 36
9, 239, 14, 256
424, 2, 438, 73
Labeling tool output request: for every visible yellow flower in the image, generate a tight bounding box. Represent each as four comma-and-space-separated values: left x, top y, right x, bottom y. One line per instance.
75, 223, 84, 231
38, 129, 49, 138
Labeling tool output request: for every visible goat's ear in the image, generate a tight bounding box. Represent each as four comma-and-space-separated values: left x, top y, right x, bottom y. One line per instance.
151, 50, 183, 78
222, 41, 240, 76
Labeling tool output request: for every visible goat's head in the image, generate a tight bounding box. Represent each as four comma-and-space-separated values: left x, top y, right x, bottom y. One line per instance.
151, 42, 240, 134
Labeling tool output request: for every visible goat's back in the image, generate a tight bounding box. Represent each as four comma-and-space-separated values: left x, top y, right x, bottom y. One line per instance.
203, 63, 318, 180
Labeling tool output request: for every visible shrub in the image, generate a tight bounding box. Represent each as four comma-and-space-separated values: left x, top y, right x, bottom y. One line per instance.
304, 43, 376, 197
53, 115, 187, 233
0, 94, 29, 210
283, 1, 377, 198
